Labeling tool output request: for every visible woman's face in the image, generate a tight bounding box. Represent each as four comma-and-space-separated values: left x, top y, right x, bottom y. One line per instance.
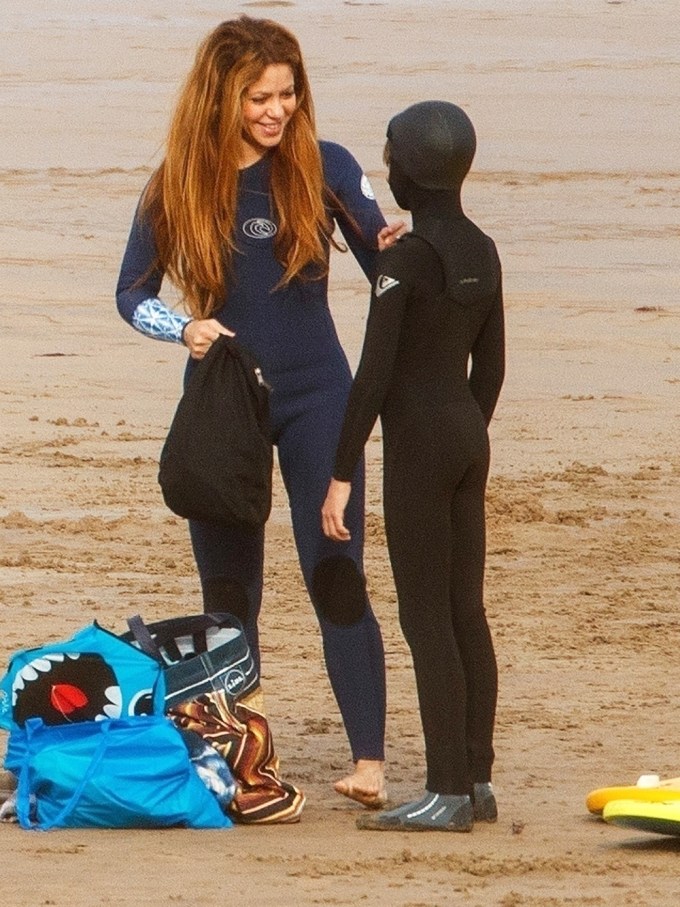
240, 63, 297, 166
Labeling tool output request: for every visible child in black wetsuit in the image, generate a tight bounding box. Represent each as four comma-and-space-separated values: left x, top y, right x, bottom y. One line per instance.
322, 101, 505, 831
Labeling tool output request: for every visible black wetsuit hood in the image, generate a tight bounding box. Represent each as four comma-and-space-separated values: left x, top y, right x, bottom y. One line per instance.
386, 100, 499, 306
387, 100, 476, 192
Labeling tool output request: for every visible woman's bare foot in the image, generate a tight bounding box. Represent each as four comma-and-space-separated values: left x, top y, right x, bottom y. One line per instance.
334, 759, 387, 809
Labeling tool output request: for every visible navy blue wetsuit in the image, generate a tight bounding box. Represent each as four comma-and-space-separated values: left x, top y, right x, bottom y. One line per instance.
333, 229, 505, 794
116, 141, 387, 761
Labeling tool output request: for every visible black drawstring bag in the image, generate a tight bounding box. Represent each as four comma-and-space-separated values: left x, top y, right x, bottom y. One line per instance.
158, 335, 273, 532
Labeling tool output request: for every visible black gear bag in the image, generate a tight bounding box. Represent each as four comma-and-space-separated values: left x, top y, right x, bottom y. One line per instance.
158, 335, 273, 532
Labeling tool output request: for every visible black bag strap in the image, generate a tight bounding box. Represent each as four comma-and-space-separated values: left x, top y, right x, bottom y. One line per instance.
126, 614, 164, 663
126, 612, 245, 663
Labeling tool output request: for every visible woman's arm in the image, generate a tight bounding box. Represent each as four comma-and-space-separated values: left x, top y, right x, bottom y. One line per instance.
116, 200, 235, 357
321, 141, 394, 280
115, 201, 190, 344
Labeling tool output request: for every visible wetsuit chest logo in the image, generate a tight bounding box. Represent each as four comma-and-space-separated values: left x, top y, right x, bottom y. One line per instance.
242, 217, 277, 239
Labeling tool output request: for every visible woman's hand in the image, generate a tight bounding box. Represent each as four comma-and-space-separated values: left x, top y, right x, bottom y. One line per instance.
321, 478, 352, 542
182, 318, 235, 360
377, 219, 407, 252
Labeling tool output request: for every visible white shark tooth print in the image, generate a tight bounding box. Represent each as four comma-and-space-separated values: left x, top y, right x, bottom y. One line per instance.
101, 685, 123, 719
11, 652, 69, 702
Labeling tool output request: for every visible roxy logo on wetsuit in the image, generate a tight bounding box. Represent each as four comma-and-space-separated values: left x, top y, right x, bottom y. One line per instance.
242, 217, 277, 239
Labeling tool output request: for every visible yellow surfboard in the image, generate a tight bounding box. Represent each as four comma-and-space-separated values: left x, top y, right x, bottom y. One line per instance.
603, 799, 680, 836
586, 775, 680, 815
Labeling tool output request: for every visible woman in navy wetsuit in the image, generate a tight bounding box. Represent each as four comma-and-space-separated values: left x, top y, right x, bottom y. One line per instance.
323, 101, 505, 830
116, 16, 402, 807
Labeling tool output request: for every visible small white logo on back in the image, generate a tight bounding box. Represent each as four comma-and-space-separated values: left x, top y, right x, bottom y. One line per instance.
375, 274, 400, 298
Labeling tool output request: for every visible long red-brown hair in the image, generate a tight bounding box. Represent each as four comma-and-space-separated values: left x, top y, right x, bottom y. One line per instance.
141, 16, 332, 318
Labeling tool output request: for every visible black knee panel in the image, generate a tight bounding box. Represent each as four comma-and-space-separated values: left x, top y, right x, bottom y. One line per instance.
201, 575, 251, 625
312, 556, 367, 626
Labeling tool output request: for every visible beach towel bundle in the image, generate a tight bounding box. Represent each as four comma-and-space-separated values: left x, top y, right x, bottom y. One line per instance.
124, 611, 305, 824
0, 622, 232, 830
171, 689, 305, 824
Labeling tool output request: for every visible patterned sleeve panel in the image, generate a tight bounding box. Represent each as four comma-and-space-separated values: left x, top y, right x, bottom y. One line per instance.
116, 199, 192, 344
131, 297, 191, 344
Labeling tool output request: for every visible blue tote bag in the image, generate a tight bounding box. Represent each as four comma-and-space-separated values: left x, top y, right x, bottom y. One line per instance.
16, 715, 232, 830
1, 622, 233, 830
0, 622, 166, 731
0, 622, 167, 768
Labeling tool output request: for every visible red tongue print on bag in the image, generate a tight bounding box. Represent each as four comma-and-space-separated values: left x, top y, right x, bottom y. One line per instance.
13, 651, 122, 726
51, 684, 89, 718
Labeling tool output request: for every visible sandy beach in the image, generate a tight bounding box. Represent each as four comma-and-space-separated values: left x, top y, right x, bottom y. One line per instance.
1, 0, 680, 903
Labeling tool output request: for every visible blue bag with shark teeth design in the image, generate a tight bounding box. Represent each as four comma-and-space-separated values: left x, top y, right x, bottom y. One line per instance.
0, 622, 166, 770
1, 625, 232, 830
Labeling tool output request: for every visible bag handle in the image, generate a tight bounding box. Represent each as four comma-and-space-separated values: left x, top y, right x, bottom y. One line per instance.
126, 614, 164, 662
127, 613, 245, 657
17, 719, 114, 831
